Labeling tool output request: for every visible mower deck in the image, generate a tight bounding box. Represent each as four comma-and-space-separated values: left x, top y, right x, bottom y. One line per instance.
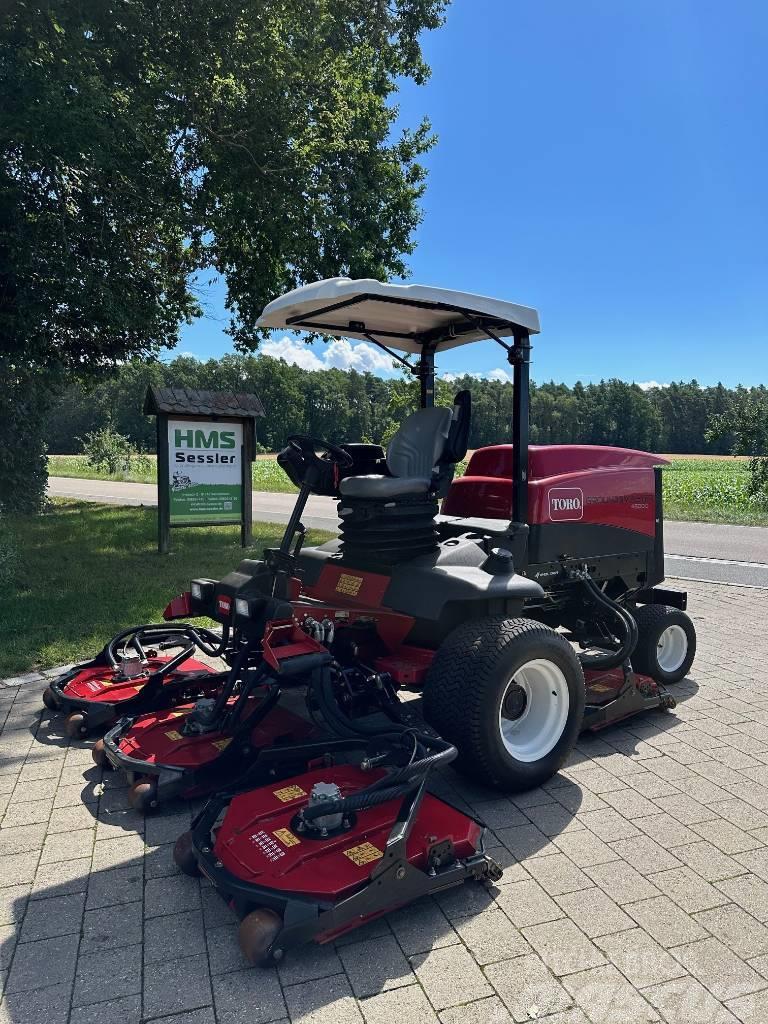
104, 693, 315, 805
187, 762, 501, 961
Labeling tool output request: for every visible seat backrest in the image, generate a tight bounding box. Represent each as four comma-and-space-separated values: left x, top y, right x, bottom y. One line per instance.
440, 390, 472, 465
386, 407, 453, 480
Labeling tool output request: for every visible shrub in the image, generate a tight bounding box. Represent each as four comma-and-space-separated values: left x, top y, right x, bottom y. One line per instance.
80, 425, 148, 475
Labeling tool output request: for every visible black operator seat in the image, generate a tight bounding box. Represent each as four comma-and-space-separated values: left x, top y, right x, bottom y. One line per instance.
339, 390, 471, 500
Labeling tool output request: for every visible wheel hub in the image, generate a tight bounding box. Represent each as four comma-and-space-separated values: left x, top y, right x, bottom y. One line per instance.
656, 624, 688, 673
501, 684, 528, 721
498, 659, 570, 764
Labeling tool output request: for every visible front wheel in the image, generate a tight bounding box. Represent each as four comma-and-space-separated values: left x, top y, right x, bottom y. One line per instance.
631, 604, 696, 684
422, 617, 585, 791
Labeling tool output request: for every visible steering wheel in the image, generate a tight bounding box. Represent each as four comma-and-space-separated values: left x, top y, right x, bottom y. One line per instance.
286, 435, 354, 471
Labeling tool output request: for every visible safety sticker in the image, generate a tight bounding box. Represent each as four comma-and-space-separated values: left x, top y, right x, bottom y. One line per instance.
335, 573, 363, 597
273, 828, 300, 847
343, 842, 383, 866
273, 784, 307, 802
164, 730, 183, 741
250, 830, 285, 862
211, 738, 231, 751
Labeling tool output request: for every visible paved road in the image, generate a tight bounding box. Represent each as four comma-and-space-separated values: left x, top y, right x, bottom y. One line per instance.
49, 476, 768, 586
5, 576, 768, 1024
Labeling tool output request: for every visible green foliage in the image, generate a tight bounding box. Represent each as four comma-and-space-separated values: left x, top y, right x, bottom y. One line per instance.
0, 360, 51, 515
1, 0, 447, 512
45, 354, 749, 458
706, 389, 768, 501
2, 0, 445, 370
80, 425, 151, 476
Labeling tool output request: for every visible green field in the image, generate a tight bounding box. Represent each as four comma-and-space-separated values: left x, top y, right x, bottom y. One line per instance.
0, 500, 333, 677
48, 453, 767, 526
661, 458, 768, 526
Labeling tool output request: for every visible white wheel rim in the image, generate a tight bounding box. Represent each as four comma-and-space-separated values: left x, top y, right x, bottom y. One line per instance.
498, 659, 570, 763
656, 624, 688, 673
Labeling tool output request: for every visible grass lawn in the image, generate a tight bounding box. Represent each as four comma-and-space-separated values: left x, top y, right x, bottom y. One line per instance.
0, 499, 333, 678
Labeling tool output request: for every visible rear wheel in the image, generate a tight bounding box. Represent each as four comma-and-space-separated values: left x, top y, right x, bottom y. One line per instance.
631, 605, 696, 684
423, 617, 585, 791
42, 687, 58, 711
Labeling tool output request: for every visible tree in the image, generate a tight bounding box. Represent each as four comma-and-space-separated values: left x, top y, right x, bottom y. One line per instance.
707, 389, 768, 500
0, 0, 447, 511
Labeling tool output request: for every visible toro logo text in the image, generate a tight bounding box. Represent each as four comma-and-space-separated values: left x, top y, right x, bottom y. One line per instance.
548, 487, 584, 522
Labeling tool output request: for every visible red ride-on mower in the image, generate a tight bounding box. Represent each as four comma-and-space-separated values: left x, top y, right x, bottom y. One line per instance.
42, 623, 229, 738
249, 278, 696, 791
173, 727, 502, 966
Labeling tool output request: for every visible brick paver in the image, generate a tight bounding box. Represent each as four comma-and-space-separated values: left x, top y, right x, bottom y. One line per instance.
4, 578, 768, 1022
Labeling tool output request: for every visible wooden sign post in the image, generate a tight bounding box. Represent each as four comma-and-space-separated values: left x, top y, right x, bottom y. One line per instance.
144, 387, 265, 554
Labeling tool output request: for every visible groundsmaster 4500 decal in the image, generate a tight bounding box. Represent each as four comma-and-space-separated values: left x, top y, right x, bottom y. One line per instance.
168, 419, 243, 524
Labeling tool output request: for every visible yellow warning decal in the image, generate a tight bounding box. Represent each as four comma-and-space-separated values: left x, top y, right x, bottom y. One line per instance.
211, 738, 231, 751
273, 828, 301, 847
273, 784, 307, 803
344, 842, 383, 866
164, 730, 183, 741
335, 573, 363, 597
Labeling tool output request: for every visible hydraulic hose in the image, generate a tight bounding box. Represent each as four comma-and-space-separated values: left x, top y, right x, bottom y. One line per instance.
107, 623, 229, 667
313, 667, 402, 739
301, 781, 419, 823
578, 576, 638, 670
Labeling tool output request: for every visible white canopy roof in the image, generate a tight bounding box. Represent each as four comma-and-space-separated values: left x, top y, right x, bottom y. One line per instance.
257, 278, 540, 354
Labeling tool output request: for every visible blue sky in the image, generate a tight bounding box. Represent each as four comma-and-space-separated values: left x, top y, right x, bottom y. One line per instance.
179, 0, 768, 388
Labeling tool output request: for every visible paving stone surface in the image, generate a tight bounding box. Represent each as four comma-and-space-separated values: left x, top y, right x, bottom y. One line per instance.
5, 578, 768, 1022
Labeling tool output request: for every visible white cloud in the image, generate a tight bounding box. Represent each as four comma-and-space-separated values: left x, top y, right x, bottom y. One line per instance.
441, 368, 513, 383
487, 368, 514, 383
260, 335, 395, 374
321, 337, 394, 373
636, 380, 668, 391
261, 335, 325, 371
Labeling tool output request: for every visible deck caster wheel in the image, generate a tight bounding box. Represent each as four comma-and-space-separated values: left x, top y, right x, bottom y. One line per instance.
128, 779, 159, 813
42, 687, 57, 711
238, 909, 283, 966
91, 739, 112, 768
173, 830, 201, 877
64, 712, 88, 738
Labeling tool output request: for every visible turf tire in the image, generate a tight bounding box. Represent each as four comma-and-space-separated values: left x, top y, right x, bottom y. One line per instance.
422, 617, 585, 791
630, 604, 696, 683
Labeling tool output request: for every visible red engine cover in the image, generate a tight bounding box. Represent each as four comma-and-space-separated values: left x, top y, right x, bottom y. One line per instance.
117, 697, 313, 769
443, 443, 668, 538
61, 655, 215, 704
213, 764, 481, 902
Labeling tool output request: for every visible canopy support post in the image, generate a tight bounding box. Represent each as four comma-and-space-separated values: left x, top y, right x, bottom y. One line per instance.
418, 348, 436, 408
510, 331, 531, 527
